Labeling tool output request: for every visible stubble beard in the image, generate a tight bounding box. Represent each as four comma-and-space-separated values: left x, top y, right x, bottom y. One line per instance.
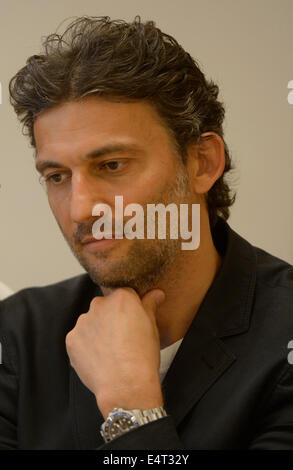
65, 164, 191, 296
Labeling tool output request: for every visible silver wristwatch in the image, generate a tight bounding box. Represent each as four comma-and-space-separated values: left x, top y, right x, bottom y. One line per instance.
100, 406, 168, 443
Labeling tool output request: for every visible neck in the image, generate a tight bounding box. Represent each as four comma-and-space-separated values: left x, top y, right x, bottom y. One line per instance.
151, 213, 222, 348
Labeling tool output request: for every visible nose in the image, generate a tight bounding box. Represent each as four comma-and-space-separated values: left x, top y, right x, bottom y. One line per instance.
70, 171, 105, 224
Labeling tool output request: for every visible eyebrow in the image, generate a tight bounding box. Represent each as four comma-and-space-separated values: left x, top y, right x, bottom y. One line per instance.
35, 142, 144, 174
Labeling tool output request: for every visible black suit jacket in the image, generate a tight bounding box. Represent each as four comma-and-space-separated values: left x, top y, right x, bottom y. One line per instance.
1, 217, 293, 450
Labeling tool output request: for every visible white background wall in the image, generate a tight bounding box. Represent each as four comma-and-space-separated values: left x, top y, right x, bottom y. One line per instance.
0, 0, 292, 292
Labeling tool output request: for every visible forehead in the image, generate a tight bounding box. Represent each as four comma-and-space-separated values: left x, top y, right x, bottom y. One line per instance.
33, 96, 171, 158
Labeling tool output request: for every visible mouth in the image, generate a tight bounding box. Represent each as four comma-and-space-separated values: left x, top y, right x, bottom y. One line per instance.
81, 233, 125, 251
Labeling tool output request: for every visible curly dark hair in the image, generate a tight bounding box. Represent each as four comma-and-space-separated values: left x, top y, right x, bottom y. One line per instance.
8, 15, 236, 229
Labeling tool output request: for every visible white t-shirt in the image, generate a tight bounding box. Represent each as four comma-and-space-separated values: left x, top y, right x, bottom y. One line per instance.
159, 337, 183, 383
0, 282, 13, 300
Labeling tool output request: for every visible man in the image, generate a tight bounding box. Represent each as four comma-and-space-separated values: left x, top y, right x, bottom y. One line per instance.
1, 15, 293, 450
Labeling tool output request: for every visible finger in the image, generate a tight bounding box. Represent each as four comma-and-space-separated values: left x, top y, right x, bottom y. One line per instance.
141, 289, 165, 319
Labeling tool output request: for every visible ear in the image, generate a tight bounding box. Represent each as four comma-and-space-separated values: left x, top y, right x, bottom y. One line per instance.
185, 132, 226, 195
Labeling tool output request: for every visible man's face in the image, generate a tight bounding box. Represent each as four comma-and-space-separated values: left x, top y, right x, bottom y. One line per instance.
34, 96, 194, 295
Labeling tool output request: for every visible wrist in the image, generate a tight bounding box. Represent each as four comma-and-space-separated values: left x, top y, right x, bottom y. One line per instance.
96, 386, 164, 419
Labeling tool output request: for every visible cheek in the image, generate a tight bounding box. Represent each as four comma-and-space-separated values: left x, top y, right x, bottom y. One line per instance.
48, 197, 72, 237
126, 174, 166, 205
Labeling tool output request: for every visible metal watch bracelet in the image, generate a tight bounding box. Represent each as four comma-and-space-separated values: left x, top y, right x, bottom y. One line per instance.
100, 406, 168, 443
132, 406, 167, 424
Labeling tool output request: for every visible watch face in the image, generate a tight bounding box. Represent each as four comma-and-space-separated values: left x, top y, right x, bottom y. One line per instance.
107, 410, 139, 441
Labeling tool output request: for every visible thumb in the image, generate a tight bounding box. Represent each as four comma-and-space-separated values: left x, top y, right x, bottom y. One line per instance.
141, 289, 165, 318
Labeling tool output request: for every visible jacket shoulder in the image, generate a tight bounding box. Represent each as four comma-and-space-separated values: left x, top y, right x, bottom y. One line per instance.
248, 244, 293, 349
254, 245, 293, 291
0, 273, 100, 333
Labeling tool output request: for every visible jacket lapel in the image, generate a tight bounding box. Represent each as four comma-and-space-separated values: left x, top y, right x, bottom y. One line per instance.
162, 218, 257, 427
161, 319, 237, 427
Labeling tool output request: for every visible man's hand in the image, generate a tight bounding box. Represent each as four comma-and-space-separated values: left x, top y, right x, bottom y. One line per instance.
65, 287, 165, 419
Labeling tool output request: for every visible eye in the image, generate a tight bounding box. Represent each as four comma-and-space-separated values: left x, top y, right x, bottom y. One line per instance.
101, 161, 124, 172
44, 172, 69, 185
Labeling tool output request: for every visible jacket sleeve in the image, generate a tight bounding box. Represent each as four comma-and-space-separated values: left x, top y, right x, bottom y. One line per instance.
249, 363, 293, 450
0, 327, 18, 449
96, 415, 184, 450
